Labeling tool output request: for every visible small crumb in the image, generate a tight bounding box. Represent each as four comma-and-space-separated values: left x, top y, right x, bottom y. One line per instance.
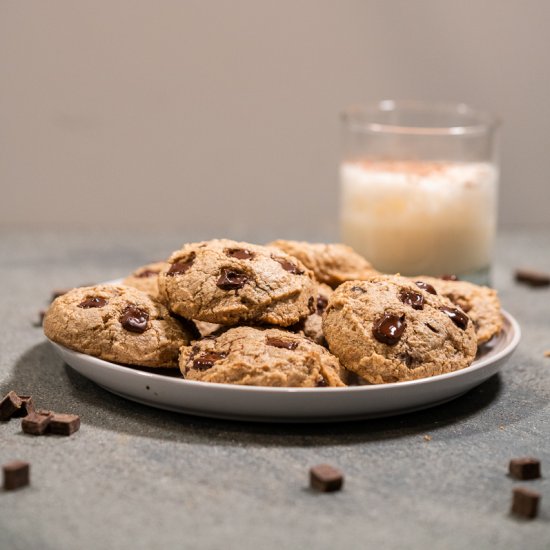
544, 350, 550, 358
423, 435, 432, 441
499, 425, 505, 430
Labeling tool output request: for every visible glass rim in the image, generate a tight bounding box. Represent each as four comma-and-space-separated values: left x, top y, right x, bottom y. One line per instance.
341, 99, 500, 136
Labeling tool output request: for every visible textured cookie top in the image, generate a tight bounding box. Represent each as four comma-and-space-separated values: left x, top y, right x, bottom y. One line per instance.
158, 239, 317, 326
293, 283, 333, 346
410, 276, 503, 345
44, 284, 196, 368
322, 275, 477, 384
267, 240, 377, 288
122, 261, 169, 300
179, 326, 346, 387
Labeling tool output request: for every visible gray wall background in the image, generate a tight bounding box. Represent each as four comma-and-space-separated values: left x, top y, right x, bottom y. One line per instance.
1, 0, 549, 238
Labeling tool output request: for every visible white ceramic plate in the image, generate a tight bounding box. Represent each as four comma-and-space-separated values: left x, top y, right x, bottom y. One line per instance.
47, 310, 520, 423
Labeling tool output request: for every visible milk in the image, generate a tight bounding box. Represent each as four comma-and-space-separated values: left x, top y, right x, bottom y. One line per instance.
340, 161, 498, 278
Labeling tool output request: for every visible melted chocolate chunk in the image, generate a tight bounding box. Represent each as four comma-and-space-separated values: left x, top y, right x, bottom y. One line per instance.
120, 305, 149, 333
399, 289, 424, 310
440, 274, 458, 281
192, 352, 227, 371
167, 254, 195, 276
272, 256, 304, 275
316, 295, 329, 315
439, 306, 469, 330
265, 336, 299, 350
136, 269, 159, 278
225, 248, 255, 260
78, 297, 108, 309
216, 268, 248, 290
372, 313, 406, 346
415, 281, 437, 295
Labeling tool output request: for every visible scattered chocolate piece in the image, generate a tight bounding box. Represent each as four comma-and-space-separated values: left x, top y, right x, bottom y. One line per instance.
225, 248, 255, 260
216, 268, 248, 290
12, 396, 35, 418
0, 391, 23, 421
272, 256, 304, 275
48, 413, 80, 436
440, 274, 459, 281
3, 461, 30, 491
167, 254, 195, 276
316, 295, 329, 315
192, 352, 227, 371
78, 297, 108, 309
372, 313, 406, 346
509, 458, 541, 480
120, 305, 149, 333
266, 336, 299, 350
511, 487, 540, 519
309, 464, 344, 492
439, 306, 469, 330
21, 411, 53, 436
415, 281, 437, 295
399, 289, 424, 310
515, 269, 550, 287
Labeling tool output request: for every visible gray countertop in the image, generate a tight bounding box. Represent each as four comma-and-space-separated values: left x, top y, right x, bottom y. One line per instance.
1, 229, 549, 550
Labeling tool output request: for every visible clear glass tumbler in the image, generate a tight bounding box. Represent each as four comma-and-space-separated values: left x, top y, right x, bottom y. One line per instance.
340, 100, 499, 284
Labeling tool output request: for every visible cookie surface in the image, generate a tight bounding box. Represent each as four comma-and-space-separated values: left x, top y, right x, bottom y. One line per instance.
179, 326, 346, 387
323, 276, 477, 384
292, 283, 333, 346
44, 284, 195, 367
158, 239, 317, 326
122, 261, 169, 300
267, 240, 377, 288
410, 276, 503, 345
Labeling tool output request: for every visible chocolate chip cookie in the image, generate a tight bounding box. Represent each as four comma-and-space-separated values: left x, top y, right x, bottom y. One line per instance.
291, 283, 333, 346
409, 276, 503, 345
158, 240, 317, 326
267, 240, 378, 288
122, 261, 169, 300
179, 326, 346, 387
323, 275, 477, 384
44, 285, 196, 367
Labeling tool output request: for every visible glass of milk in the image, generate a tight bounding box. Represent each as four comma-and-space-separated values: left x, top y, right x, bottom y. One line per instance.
340, 100, 499, 284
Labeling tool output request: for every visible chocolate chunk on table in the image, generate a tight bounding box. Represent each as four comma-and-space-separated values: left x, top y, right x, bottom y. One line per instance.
49, 413, 80, 436
3, 461, 30, 491
515, 269, 550, 287
12, 395, 35, 418
21, 411, 53, 436
0, 391, 23, 421
511, 487, 541, 519
509, 457, 541, 480
309, 464, 344, 493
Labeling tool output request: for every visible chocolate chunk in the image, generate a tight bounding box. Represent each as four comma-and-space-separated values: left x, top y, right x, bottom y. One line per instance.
266, 337, 299, 350
167, 254, 195, 276
511, 487, 540, 519
398, 352, 415, 368
272, 256, 304, 275
49, 413, 80, 436
440, 274, 459, 281
0, 391, 23, 421
216, 268, 248, 290
309, 464, 344, 492
372, 313, 406, 346
316, 376, 328, 387
21, 411, 53, 436
415, 281, 437, 295
120, 305, 149, 333
136, 269, 160, 278
399, 289, 424, 310
308, 296, 316, 314
515, 268, 550, 287
225, 248, 255, 260
509, 458, 541, 480
3, 461, 30, 491
316, 295, 329, 315
78, 297, 108, 309
12, 395, 35, 418
192, 352, 227, 371
439, 306, 469, 330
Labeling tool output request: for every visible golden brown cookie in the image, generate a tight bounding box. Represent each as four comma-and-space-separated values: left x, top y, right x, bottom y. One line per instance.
122, 261, 169, 300
322, 275, 477, 384
179, 326, 346, 387
158, 240, 317, 326
291, 283, 333, 346
267, 240, 377, 288
44, 284, 196, 368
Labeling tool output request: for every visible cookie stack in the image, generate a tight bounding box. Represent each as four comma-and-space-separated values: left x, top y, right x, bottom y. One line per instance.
43, 239, 503, 387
